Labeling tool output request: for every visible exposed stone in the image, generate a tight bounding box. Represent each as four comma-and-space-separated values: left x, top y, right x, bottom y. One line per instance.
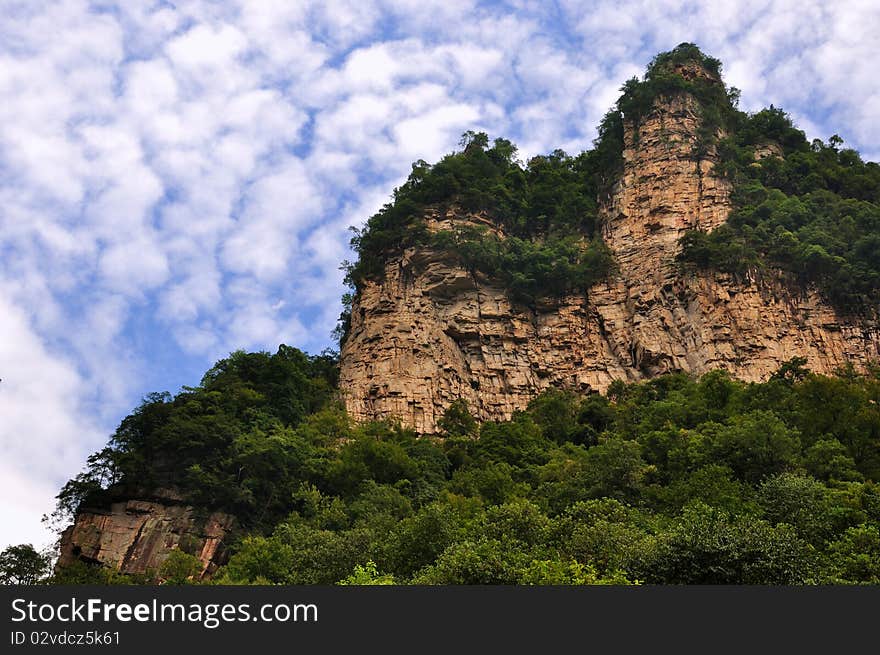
57, 495, 235, 580
339, 89, 880, 434
753, 141, 784, 161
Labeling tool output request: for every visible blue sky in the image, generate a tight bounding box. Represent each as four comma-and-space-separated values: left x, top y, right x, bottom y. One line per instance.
1, 0, 879, 551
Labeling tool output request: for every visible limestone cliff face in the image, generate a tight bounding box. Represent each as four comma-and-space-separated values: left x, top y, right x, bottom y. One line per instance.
57, 492, 235, 580
339, 72, 880, 434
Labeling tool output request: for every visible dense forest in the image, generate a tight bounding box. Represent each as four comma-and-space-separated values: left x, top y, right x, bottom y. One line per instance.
8, 43, 875, 586
37, 350, 880, 585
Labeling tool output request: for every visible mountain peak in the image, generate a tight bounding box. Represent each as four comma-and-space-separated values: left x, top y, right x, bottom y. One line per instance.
648, 42, 723, 81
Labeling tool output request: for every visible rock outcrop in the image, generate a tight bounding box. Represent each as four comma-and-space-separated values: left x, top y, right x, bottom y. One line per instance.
339, 65, 880, 434
57, 492, 235, 580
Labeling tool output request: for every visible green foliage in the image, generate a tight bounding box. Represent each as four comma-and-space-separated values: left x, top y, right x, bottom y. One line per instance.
0, 544, 52, 585
438, 399, 478, 438
411, 538, 535, 585
756, 474, 847, 545
449, 462, 529, 505
472, 415, 551, 470
338, 561, 395, 585
639, 502, 815, 584
269, 521, 373, 585
346, 137, 608, 285
432, 226, 615, 304
679, 106, 880, 314
410, 499, 634, 585
55, 358, 880, 585
380, 500, 477, 578
655, 464, 755, 515
527, 389, 582, 443
708, 410, 801, 483
52, 345, 340, 532
217, 536, 294, 585
517, 560, 631, 585
211, 363, 880, 586
804, 439, 863, 482
159, 549, 202, 585
554, 499, 655, 576
615, 43, 737, 157
824, 524, 880, 584
49, 560, 155, 585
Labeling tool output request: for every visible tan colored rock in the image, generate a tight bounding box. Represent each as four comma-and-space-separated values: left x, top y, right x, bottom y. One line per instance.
57, 496, 235, 580
339, 85, 880, 434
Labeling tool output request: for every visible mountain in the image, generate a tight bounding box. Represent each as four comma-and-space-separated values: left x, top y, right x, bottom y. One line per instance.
340, 47, 879, 434
45, 44, 880, 585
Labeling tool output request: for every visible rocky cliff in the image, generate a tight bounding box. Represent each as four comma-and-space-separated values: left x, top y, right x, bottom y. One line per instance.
57, 491, 235, 580
339, 63, 880, 434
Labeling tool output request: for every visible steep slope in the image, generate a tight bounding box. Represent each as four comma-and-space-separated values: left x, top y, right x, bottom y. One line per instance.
339, 61, 880, 434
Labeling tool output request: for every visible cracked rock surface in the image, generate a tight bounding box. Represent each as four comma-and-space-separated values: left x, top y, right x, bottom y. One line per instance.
57, 491, 235, 579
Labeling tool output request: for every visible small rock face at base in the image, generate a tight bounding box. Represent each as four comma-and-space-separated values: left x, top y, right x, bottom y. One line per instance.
57, 494, 235, 579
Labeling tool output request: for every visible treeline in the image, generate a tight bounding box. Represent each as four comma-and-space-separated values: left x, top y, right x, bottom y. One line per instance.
53, 352, 880, 585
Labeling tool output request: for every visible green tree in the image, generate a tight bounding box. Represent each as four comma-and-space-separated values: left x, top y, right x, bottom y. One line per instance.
219, 536, 295, 585
337, 561, 395, 585
824, 524, 880, 584
580, 437, 652, 502
381, 500, 475, 578
557, 499, 655, 576
0, 544, 52, 585
804, 439, 863, 482
527, 389, 580, 443
411, 538, 533, 585
518, 559, 632, 585
642, 503, 815, 584
708, 411, 801, 482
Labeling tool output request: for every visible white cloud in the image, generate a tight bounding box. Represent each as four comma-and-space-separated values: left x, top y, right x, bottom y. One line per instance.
167, 24, 248, 69
0, 289, 103, 551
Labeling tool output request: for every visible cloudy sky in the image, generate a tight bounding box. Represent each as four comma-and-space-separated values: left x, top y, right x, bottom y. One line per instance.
1, 0, 878, 551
